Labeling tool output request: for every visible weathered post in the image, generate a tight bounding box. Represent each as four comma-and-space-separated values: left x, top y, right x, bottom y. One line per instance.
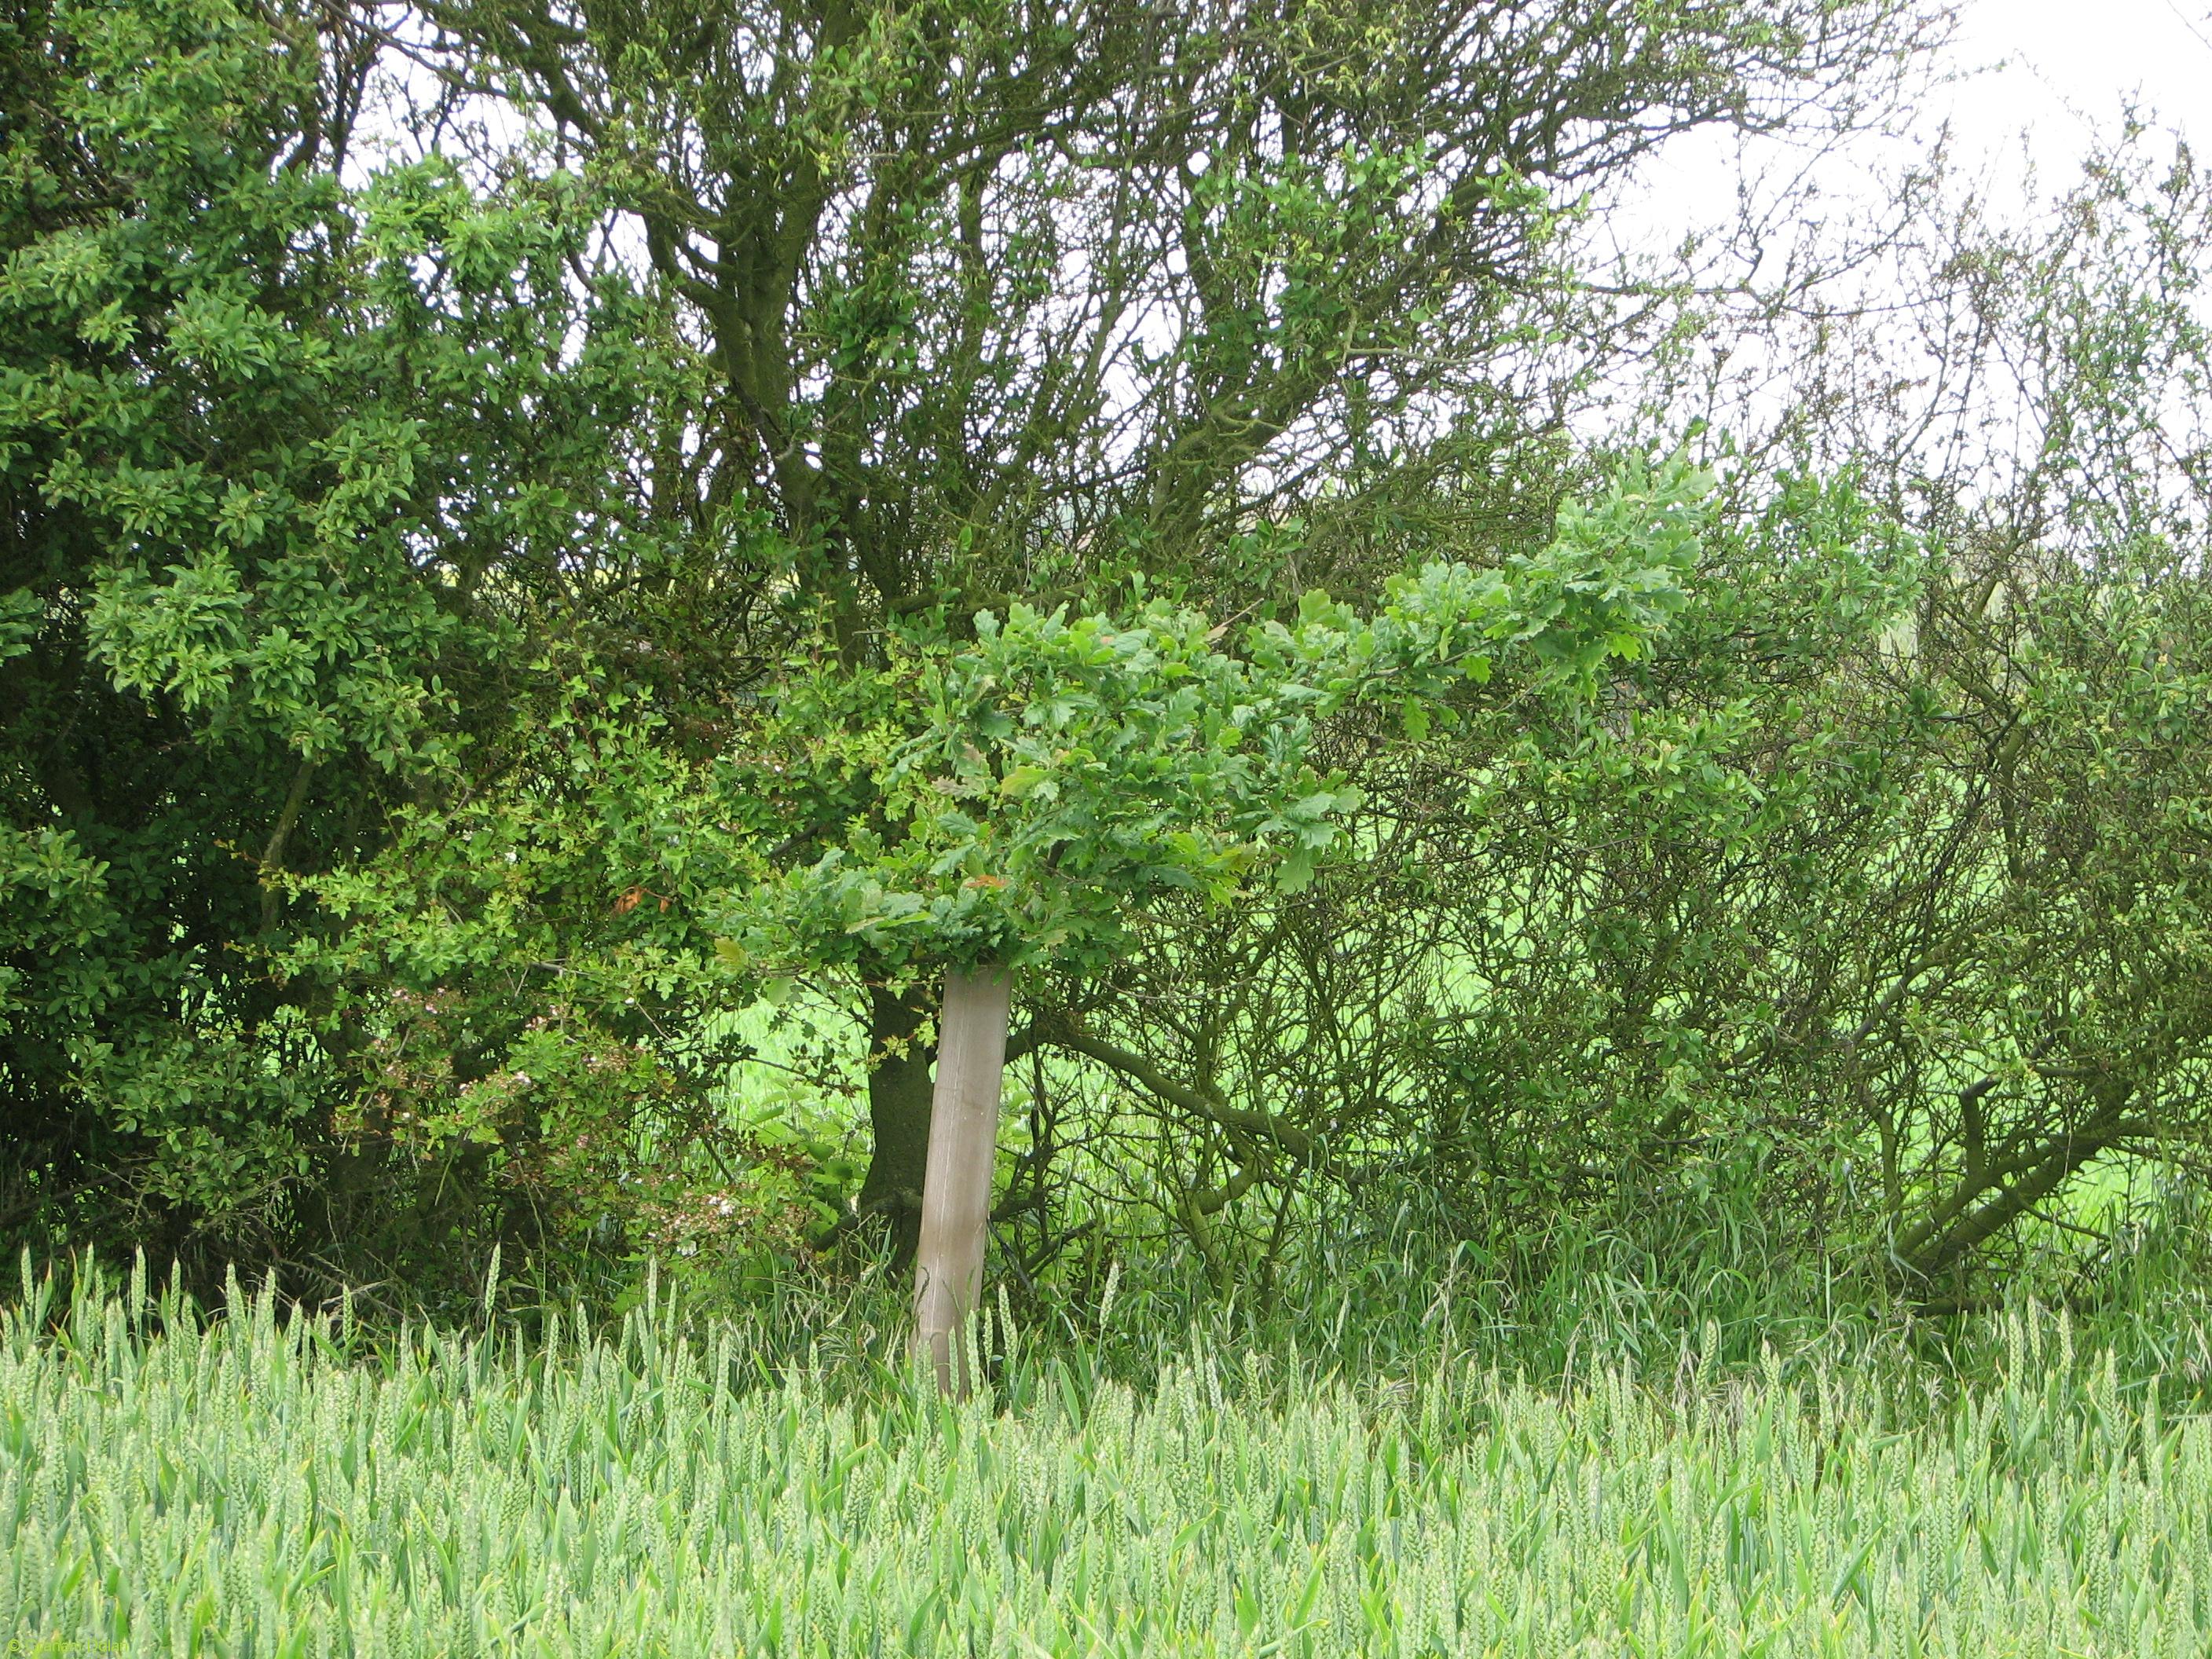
911, 964, 1013, 1395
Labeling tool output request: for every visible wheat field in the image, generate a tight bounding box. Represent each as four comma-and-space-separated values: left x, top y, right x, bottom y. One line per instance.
3, 1262, 2208, 1657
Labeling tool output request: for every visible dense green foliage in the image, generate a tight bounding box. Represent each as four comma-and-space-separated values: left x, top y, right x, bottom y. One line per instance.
0, 0, 723, 1278
12, 1267, 2212, 1655
3, 0, 2209, 1342
735, 463, 1702, 977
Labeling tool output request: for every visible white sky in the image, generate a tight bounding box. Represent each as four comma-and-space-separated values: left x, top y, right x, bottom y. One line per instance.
1558, 1, 2212, 507
1616, 0, 2212, 260
1945, 0, 2211, 171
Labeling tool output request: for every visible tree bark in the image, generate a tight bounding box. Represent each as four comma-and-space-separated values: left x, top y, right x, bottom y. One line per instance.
912, 965, 1012, 1397
855, 982, 936, 1264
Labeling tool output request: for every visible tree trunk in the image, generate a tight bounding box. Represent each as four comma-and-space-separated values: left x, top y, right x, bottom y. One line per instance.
855, 982, 936, 1264
912, 965, 1012, 1397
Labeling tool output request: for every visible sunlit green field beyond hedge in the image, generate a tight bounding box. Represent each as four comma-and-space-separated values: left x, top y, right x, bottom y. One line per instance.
5, 1267, 2211, 1658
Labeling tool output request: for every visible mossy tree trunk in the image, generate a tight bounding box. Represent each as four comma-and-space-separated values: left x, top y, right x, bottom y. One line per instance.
855, 983, 936, 1265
